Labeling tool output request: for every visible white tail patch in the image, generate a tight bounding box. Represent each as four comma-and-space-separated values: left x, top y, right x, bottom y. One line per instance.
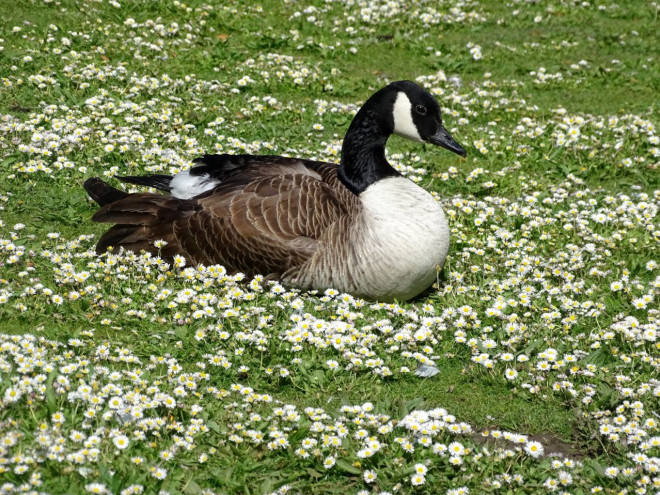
392, 92, 423, 142
170, 170, 218, 199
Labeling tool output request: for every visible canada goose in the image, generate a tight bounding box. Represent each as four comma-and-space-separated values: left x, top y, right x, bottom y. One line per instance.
84, 80, 466, 301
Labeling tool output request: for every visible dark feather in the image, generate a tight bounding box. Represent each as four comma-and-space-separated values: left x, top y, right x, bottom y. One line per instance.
116, 174, 173, 192
84, 177, 129, 206
91, 194, 198, 225
191, 153, 328, 186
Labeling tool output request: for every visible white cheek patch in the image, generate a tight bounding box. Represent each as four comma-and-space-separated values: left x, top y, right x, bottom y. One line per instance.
392, 92, 423, 142
170, 169, 218, 199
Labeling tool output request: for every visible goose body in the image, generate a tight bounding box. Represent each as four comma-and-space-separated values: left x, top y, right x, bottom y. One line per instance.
84, 81, 465, 301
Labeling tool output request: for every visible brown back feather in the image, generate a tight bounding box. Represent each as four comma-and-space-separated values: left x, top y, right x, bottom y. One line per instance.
88, 160, 360, 278
175, 173, 351, 275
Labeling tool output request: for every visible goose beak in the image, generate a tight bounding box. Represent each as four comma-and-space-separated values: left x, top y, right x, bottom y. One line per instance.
427, 126, 467, 157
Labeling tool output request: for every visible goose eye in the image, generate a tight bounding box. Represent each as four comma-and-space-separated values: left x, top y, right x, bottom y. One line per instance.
415, 105, 427, 115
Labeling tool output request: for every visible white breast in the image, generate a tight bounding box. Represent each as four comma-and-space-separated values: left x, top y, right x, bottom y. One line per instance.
346, 177, 449, 301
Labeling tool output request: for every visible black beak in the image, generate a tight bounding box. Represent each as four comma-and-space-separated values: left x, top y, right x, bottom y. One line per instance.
427, 126, 467, 157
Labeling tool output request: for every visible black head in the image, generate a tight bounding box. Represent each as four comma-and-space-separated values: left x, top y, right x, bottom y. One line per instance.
338, 80, 466, 195
378, 80, 467, 157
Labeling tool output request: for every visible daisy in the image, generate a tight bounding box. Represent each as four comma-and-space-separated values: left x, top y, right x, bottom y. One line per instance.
524, 441, 544, 458
413, 463, 428, 475
363, 470, 377, 483
411, 473, 426, 486
150, 467, 168, 480
113, 434, 130, 450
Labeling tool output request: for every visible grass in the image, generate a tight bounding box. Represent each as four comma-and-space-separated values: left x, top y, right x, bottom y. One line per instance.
0, 0, 659, 494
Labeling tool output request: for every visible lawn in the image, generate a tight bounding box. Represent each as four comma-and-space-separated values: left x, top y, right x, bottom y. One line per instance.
0, 0, 658, 494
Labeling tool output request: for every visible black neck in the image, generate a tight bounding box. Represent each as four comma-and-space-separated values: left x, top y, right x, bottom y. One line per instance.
338, 108, 400, 195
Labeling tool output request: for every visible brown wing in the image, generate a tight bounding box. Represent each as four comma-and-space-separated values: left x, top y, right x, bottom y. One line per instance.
91, 193, 199, 257
90, 165, 356, 278
174, 173, 349, 276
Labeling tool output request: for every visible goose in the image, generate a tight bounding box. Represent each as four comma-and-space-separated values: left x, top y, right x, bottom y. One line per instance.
84, 80, 466, 301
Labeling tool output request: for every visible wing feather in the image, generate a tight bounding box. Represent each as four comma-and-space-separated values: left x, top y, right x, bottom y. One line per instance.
177, 173, 348, 275
88, 158, 359, 279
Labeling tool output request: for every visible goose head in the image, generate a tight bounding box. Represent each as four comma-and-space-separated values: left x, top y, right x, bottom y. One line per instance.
339, 80, 466, 195
389, 80, 467, 157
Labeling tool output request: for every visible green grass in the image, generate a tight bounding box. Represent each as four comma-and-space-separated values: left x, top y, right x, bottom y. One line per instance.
0, 0, 659, 494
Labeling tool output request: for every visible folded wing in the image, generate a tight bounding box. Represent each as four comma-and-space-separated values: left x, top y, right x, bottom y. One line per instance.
87, 162, 351, 277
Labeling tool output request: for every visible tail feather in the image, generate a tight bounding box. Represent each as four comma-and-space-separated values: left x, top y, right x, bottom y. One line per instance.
92, 193, 199, 225
85, 177, 198, 257
96, 224, 179, 257
91, 195, 197, 224
116, 174, 173, 192
95, 225, 140, 254
84, 177, 129, 206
